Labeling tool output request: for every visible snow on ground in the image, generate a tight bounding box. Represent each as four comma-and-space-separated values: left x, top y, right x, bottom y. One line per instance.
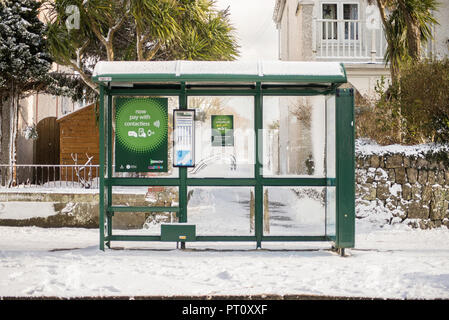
0, 202, 57, 219
1, 215, 449, 299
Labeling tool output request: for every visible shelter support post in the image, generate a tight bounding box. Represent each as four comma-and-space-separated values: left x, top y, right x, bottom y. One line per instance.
106, 91, 113, 249
255, 83, 263, 249
179, 82, 187, 250
99, 85, 105, 251
335, 88, 355, 251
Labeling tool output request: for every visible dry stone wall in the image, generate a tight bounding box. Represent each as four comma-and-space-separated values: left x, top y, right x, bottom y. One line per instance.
356, 146, 449, 229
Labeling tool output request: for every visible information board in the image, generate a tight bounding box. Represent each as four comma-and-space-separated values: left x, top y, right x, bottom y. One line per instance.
115, 97, 168, 172
173, 110, 195, 167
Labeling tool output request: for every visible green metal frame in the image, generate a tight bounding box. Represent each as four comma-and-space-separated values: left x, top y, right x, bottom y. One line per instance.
96, 74, 354, 251
335, 88, 355, 248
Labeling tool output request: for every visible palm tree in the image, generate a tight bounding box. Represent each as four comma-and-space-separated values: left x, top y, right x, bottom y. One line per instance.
131, 0, 179, 61
397, 0, 438, 60
374, 0, 438, 85
45, 0, 239, 93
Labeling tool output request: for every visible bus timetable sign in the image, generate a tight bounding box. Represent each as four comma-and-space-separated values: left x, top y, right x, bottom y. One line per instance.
115, 97, 168, 172
173, 109, 195, 167
211, 115, 234, 147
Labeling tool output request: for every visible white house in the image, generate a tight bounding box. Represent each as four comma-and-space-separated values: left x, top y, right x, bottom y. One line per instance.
273, 0, 449, 97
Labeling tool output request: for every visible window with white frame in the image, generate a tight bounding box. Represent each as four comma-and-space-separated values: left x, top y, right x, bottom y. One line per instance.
321, 2, 359, 41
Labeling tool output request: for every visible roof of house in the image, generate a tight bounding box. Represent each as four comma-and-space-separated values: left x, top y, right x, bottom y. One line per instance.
92, 60, 347, 86
273, 0, 286, 24
56, 102, 95, 122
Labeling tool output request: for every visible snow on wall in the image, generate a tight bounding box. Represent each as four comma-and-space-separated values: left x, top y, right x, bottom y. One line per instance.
356, 139, 449, 157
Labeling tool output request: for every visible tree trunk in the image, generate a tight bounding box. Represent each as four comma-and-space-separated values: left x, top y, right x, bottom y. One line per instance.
249, 190, 255, 233
407, 22, 421, 60
0, 97, 4, 187
390, 57, 400, 87
398, 0, 421, 60
8, 85, 19, 187
376, 0, 400, 86
263, 189, 270, 234
0, 96, 10, 166
136, 24, 144, 61
106, 42, 115, 61
0, 97, 2, 160
69, 62, 99, 94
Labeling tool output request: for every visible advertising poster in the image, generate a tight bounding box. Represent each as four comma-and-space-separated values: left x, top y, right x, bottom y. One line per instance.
211, 115, 234, 147
115, 97, 168, 172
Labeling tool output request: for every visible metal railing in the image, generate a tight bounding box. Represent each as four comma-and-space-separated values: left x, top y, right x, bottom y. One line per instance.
0, 164, 99, 189
313, 19, 386, 62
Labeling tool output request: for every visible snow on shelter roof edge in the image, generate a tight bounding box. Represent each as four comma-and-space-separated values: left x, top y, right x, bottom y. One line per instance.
92, 60, 347, 84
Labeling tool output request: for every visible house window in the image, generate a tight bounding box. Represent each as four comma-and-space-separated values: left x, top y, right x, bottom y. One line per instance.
343, 4, 359, 40
321, 2, 359, 41
61, 96, 72, 115
322, 4, 337, 40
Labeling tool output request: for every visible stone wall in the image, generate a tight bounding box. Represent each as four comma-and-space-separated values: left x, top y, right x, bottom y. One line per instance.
356, 148, 449, 229
0, 188, 178, 229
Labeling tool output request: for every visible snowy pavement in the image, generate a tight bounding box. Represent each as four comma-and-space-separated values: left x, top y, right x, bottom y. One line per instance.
1, 216, 449, 300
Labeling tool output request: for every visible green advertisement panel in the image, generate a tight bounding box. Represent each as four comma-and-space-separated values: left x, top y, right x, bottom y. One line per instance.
115, 97, 168, 172
211, 115, 234, 147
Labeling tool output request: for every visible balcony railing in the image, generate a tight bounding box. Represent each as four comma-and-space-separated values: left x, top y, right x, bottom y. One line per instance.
313, 19, 386, 62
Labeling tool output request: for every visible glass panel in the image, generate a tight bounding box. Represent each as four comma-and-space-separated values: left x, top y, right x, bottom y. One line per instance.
103, 95, 109, 179
326, 187, 336, 238
343, 4, 358, 20
322, 21, 338, 40
263, 96, 326, 177
187, 96, 255, 178
102, 94, 109, 238
322, 3, 337, 19
111, 186, 179, 235
187, 187, 254, 236
344, 4, 359, 40
112, 96, 179, 178
263, 187, 326, 236
326, 95, 336, 178
322, 4, 337, 40
325, 95, 336, 238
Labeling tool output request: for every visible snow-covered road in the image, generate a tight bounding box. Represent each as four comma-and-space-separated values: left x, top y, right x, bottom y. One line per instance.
1, 217, 449, 299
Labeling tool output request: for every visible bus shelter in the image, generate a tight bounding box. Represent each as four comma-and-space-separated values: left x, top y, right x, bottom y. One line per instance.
92, 60, 355, 254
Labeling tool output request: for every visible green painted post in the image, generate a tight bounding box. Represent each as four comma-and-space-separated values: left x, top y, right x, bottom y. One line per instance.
335, 88, 355, 252
99, 85, 105, 251
106, 92, 113, 248
179, 83, 187, 249
255, 83, 263, 249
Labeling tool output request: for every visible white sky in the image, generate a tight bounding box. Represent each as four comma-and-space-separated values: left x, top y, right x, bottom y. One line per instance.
214, 0, 279, 61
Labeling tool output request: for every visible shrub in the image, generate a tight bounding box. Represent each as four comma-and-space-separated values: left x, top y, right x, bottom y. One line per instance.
356, 59, 449, 145
399, 58, 449, 143
355, 77, 404, 145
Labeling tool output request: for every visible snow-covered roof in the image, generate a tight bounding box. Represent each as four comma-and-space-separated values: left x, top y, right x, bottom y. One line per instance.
92, 60, 347, 85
